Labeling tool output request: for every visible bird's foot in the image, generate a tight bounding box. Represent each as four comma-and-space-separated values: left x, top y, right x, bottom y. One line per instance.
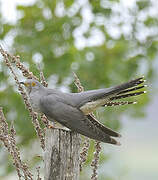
48, 124, 55, 129
53, 126, 70, 131
48, 122, 70, 131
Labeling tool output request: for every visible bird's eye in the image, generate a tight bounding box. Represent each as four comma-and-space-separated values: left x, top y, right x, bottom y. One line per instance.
32, 82, 36, 87
24, 83, 30, 87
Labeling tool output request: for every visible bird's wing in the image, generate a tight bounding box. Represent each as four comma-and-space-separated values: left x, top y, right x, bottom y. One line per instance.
86, 114, 121, 137
39, 95, 120, 145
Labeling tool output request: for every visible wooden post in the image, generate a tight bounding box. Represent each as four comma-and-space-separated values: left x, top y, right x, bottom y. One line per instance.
44, 129, 80, 180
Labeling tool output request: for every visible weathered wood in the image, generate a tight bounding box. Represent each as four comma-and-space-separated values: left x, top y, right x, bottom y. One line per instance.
44, 129, 80, 180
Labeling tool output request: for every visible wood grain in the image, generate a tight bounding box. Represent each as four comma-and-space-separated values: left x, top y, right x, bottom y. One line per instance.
44, 129, 80, 180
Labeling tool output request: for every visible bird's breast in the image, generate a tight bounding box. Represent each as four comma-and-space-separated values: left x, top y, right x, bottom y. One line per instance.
29, 92, 41, 113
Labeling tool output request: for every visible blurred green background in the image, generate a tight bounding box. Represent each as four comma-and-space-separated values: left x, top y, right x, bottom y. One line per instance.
0, 0, 158, 179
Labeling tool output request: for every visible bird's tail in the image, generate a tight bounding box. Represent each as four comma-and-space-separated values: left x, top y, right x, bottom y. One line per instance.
79, 77, 147, 114
78, 77, 147, 144
94, 76, 146, 101
102, 77, 147, 106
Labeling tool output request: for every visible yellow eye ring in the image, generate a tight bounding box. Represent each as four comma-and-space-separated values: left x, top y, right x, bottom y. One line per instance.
32, 82, 36, 87
24, 83, 29, 87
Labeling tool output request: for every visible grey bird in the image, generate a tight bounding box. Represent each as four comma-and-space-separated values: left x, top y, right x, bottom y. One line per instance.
21, 77, 146, 145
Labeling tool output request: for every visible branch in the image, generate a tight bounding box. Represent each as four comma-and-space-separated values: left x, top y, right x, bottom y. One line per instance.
0, 46, 45, 150
91, 141, 101, 180
0, 107, 33, 180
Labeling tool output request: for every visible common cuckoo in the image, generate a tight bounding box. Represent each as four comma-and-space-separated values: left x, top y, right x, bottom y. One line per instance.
21, 77, 146, 145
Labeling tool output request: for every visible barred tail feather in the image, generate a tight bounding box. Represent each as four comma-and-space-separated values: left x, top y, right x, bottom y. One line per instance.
91, 77, 146, 101
104, 77, 145, 97
118, 85, 147, 95
79, 77, 146, 115
110, 91, 146, 101
103, 101, 137, 107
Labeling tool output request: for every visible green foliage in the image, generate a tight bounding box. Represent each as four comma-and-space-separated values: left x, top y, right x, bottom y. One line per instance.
137, 0, 150, 10
0, 0, 158, 179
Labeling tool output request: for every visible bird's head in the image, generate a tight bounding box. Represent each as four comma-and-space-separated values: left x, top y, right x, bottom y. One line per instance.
20, 79, 43, 94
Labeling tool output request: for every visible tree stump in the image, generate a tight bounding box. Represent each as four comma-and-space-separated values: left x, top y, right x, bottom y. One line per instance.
44, 129, 80, 180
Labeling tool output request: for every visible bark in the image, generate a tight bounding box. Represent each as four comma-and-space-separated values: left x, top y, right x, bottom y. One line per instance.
44, 129, 80, 180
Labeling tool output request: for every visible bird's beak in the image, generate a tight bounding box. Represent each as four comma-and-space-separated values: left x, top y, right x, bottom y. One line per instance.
20, 82, 25, 85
